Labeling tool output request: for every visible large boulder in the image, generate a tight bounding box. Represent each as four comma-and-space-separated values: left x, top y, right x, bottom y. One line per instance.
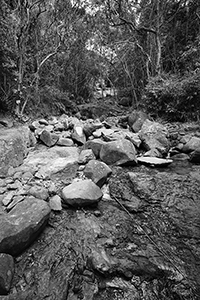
0, 129, 28, 177
99, 139, 137, 166
23, 146, 79, 179
84, 139, 106, 158
71, 125, 86, 145
0, 197, 51, 256
62, 180, 103, 207
182, 137, 200, 153
39, 130, 59, 147
83, 160, 112, 187
128, 111, 147, 133
139, 120, 169, 155
83, 121, 103, 138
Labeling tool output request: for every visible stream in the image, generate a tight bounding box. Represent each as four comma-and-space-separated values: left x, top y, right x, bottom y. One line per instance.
3, 162, 200, 300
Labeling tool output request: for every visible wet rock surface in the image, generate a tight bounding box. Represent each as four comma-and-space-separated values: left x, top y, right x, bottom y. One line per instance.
0, 114, 200, 299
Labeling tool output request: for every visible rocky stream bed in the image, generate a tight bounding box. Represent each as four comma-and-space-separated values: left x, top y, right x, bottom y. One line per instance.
0, 111, 200, 300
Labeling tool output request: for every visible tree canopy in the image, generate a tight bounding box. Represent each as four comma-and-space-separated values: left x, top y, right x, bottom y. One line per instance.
0, 0, 199, 120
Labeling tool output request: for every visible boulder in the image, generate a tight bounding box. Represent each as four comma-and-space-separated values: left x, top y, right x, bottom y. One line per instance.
139, 120, 169, 155
144, 148, 162, 158
38, 119, 49, 126
128, 111, 147, 133
71, 125, 86, 145
100, 139, 137, 166
0, 129, 27, 177
83, 160, 112, 187
84, 139, 106, 158
0, 197, 51, 256
39, 130, 59, 147
49, 195, 62, 211
182, 137, 200, 153
0, 253, 14, 295
78, 149, 95, 164
28, 185, 49, 201
83, 121, 103, 138
23, 146, 79, 179
56, 138, 74, 147
124, 131, 141, 148
190, 149, 200, 163
62, 180, 103, 207
92, 128, 115, 138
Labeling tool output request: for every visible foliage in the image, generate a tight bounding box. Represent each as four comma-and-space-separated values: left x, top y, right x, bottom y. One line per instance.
143, 71, 200, 121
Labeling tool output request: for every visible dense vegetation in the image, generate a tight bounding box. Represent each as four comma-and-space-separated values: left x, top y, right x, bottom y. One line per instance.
0, 0, 199, 120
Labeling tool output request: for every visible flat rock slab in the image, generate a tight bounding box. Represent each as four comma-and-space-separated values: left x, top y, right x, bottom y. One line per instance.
0, 253, 14, 295
137, 157, 173, 167
23, 146, 79, 179
100, 139, 137, 166
128, 168, 200, 238
62, 180, 103, 207
0, 197, 51, 256
0, 129, 27, 177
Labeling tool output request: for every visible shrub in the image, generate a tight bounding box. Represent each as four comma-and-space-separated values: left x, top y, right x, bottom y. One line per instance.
142, 71, 200, 121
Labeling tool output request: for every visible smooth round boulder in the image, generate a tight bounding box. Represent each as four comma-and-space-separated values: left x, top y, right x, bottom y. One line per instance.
62, 180, 103, 207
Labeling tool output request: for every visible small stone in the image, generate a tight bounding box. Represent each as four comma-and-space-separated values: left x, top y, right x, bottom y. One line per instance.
48, 116, 58, 125
0, 253, 15, 295
0, 187, 6, 195
0, 179, 6, 187
13, 171, 22, 180
29, 185, 49, 201
49, 195, 62, 211
78, 149, 95, 164
21, 171, 33, 183
78, 165, 85, 171
48, 183, 57, 195
54, 122, 64, 131
71, 126, 86, 145
44, 125, 54, 132
2, 192, 15, 206
39, 119, 49, 126
7, 180, 22, 190
94, 210, 101, 217
6, 196, 25, 211
5, 178, 14, 185
57, 137, 74, 147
